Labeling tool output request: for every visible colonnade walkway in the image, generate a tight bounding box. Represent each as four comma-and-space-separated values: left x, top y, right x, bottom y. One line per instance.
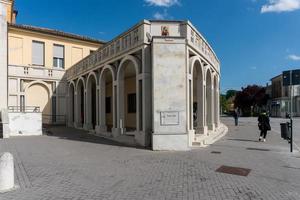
0, 118, 299, 199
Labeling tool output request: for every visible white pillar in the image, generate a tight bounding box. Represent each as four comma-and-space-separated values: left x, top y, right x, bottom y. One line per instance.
83, 89, 88, 129
215, 86, 220, 128
0, 152, 14, 192
0, 3, 8, 112
117, 76, 125, 134
96, 87, 100, 127
211, 84, 215, 130
99, 77, 106, 129
74, 92, 78, 127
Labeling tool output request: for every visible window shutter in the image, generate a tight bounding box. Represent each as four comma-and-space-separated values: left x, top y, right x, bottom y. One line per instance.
53, 45, 64, 59
32, 41, 44, 65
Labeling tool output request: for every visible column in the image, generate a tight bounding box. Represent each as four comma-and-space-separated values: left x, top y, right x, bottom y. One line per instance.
96, 87, 100, 127
74, 92, 78, 127
83, 89, 88, 129
0, 4, 8, 112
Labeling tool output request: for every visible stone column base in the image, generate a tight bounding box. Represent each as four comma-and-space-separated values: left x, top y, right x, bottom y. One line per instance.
95, 125, 107, 133
194, 126, 208, 135
74, 122, 83, 129
112, 128, 123, 138
188, 130, 195, 146
83, 123, 93, 130
67, 122, 74, 128
207, 123, 215, 132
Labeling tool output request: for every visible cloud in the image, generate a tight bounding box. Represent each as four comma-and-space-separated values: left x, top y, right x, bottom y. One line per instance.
145, 0, 179, 7
250, 66, 257, 70
153, 12, 165, 19
261, 0, 300, 13
287, 54, 300, 60
153, 9, 170, 19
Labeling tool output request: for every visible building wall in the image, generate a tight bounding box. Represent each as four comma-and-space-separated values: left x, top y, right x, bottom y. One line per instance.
0, 2, 8, 111
7, 28, 102, 124
8, 28, 100, 70
152, 37, 189, 151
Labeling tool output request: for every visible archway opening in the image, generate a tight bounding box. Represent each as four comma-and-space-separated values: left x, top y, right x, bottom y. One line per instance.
102, 69, 114, 132
26, 83, 51, 124
214, 76, 218, 127
206, 70, 213, 130
192, 61, 204, 133
69, 83, 75, 124
119, 60, 137, 134
77, 80, 85, 127
87, 76, 97, 129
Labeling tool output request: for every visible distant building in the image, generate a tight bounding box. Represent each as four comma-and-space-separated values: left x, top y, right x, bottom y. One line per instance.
267, 72, 300, 117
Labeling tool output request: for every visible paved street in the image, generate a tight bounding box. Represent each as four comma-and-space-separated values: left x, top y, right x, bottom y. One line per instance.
0, 118, 300, 200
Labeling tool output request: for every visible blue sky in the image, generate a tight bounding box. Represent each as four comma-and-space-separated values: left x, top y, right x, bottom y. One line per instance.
15, 0, 300, 93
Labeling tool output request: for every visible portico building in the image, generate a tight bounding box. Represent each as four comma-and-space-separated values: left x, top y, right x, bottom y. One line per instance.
66, 20, 227, 150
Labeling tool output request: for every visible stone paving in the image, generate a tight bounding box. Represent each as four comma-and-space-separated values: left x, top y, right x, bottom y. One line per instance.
0, 118, 300, 200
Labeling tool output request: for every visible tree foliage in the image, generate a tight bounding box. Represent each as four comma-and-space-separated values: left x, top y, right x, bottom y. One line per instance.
225, 90, 237, 100
234, 85, 269, 116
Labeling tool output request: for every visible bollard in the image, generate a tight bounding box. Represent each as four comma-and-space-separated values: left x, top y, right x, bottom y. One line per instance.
0, 152, 14, 192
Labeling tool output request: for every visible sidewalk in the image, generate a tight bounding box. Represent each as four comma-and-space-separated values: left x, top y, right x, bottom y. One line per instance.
0, 118, 299, 200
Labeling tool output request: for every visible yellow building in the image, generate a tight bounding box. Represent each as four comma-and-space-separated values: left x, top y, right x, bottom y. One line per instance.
1, 0, 104, 124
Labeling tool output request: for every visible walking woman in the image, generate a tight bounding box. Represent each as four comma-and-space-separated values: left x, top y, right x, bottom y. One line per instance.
258, 110, 271, 142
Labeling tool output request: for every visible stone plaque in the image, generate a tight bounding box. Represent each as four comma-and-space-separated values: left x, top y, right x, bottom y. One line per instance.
160, 111, 179, 126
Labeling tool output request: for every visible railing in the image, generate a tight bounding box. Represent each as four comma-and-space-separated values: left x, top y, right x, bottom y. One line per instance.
42, 114, 66, 125
66, 21, 145, 80
8, 106, 40, 113
8, 65, 66, 80
66, 20, 220, 80
188, 23, 220, 71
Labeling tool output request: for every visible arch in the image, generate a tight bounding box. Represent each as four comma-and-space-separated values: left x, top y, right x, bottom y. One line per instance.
76, 77, 86, 127
99, 65, 116, 132
75, 77, 86, 92
25, 81, 52, 124
117, 55, 140, 81
24, 80, 52, 95
100, 65, 116, 82
206, 68, 214, 130
86, 72, 98, 87
190, 56, 204, 78
86, 73, 97, 129
190, 57, 205, 134
117, 55, 140, 134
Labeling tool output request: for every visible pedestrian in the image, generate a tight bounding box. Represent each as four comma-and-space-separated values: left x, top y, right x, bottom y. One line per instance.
233, 108, 239, 126
258, 109, 271, 142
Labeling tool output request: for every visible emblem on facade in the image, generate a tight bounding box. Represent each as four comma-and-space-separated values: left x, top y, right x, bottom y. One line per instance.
161, 26, 169, 36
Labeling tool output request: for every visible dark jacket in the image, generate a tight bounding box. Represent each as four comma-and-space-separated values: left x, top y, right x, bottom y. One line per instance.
258, 113, 271, 131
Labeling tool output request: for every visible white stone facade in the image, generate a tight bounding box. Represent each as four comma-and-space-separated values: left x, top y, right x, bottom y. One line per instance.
0, 2, 8, 112
65, 20, 226, 150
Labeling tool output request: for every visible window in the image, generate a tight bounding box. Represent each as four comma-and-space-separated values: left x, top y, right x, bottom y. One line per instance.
90, 50, 95, 54
127, 93, 136, 113
106, 97, 111, 114
53, 44, 64, 69
32, 41, 45, 66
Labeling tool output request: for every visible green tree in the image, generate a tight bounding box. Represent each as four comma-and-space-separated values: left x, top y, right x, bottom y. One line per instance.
234, 85, 269, 116
225, 90, 237, 100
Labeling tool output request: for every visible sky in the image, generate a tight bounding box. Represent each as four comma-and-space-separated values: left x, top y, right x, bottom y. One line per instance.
14, 0, 300, 93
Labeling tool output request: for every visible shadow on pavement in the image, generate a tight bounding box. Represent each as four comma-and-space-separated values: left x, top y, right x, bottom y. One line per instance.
43, 126, 148, 150
227, 138, 260, 143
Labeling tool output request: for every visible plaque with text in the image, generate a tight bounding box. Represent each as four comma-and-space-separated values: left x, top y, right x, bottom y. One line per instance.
160, 111, 179, 126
